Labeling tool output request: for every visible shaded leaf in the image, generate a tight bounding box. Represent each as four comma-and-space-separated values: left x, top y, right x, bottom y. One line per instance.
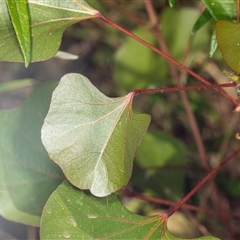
40, 181, 219, 239
202, 0, 236, 20
133, 132, 186, 200
6, 0, 31, 67
0, 0, 99, 63
0, 82, 64, 226
215, 20, 240, 73
41, 73, 150, 197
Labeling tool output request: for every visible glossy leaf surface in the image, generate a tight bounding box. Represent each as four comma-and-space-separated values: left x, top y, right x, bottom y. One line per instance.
0, 82, 64, 226
41, 73, 150, 197
202, 0, 236, 20
215, 20, 240, 73
0, 0, 98, 63
40, 181, 219, 239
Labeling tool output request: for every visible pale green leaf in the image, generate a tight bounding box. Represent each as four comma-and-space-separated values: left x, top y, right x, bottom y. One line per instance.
40, 181, 219, 239
0, 82, 64, 226
41, 73, 150, 197
0, 0, 99, 63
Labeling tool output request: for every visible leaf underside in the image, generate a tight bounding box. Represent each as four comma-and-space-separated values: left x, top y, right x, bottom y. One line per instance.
41, 73, 151, 197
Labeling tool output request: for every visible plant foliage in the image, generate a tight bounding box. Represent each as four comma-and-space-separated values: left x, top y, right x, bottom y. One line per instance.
0, 0, 239, 239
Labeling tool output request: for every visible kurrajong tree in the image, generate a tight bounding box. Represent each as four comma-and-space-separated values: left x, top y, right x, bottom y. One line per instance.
1, 0, 240, 239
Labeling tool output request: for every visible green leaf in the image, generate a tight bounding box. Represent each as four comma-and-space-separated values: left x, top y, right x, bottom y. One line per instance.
209, 31, 218, 58
6, 0, 31, 67
201, 0, 236, 20
0, 0, 99, 63
41, 73, 150, 197
0, 82, 64, 226
40, 181, 219, 239
192, 9, 212, 34
215, 20, 240, 73
167, 0, 176, 8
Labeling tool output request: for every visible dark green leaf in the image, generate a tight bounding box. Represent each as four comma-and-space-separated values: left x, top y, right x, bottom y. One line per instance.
192, 9, 212, 34
215, 20, 240, 73
0, 0, 99, 63
0, 82, 64, 226
41, 181, 219, 239
202, 0, 236, 20
6, 0, 31, 67
41, 73, 150, 197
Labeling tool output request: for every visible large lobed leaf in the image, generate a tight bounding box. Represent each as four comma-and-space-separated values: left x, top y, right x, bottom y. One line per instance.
0, 0, 99, 63
0, 82, 64, 226
41, 73, 150, 197
40, 181, 219, 239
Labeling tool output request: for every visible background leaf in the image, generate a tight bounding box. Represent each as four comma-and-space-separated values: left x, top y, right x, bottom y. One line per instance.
6, 0, 31, 67
114, 8, 211, 92
0, 82, 64, 226
133, 131, 186, 201
0, 0, 98, 63
41, 73, 150, 197
215, 20, 240, 73
40, 181, 219, 239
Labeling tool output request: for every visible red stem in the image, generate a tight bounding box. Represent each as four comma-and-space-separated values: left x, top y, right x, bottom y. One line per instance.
133, 82, 237, 95
96, 13, 239, 106
121, 188, 240, 221
166, 146, 240, 217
